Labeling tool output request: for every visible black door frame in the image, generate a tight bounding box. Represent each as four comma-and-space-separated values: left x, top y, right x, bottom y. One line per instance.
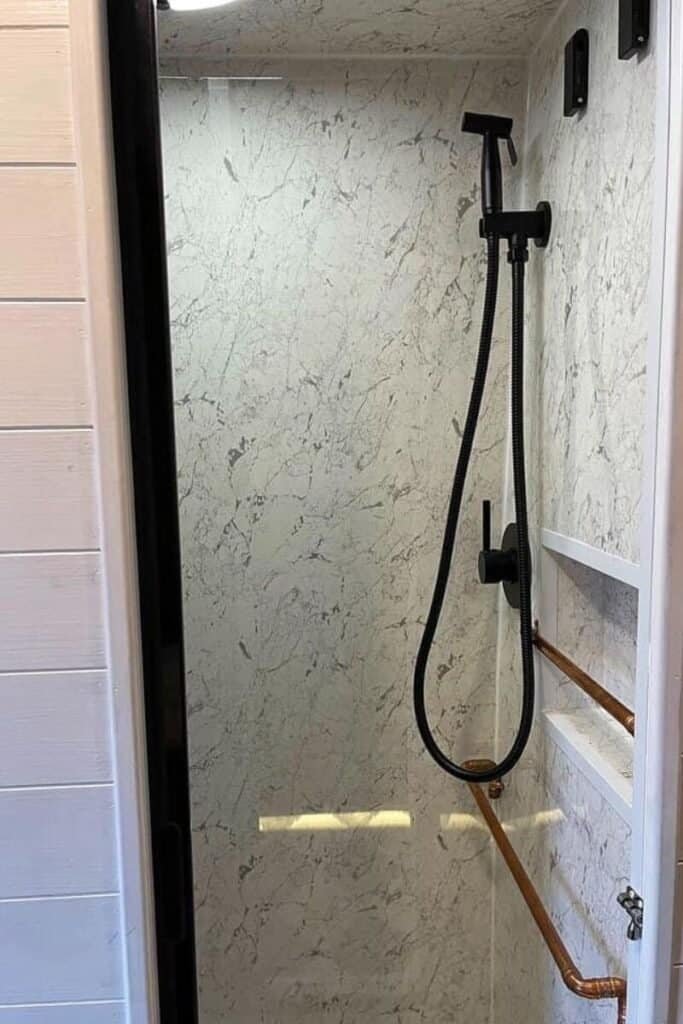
105, 2, 199, 1020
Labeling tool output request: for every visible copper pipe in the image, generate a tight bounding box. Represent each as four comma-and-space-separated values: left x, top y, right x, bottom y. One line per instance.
533, 628, 635, 736
463, 760, 627, 1024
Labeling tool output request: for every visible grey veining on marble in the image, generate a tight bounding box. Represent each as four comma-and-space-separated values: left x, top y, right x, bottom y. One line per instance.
492, 1, 652, 1021
493, 596, 633, 1024
554, 556, 638, 712
493, 736, 631, 1024
160, 58, 526, 1023
527, 0, 655, 565
158, 0, 562, 61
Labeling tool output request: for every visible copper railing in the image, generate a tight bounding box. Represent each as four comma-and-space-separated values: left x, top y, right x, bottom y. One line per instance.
533, 627, 635, 736
464, 759, 628, 1024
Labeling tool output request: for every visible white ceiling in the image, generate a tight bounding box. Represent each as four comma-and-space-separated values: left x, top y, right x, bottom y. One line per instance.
158, 0, 562, 61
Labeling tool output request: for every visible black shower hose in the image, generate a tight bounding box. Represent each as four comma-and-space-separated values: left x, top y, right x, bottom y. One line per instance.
413, 234, 535, 784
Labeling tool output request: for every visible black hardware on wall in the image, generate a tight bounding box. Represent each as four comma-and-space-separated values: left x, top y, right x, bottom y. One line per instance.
619, 0, 650, 59
105, 1, 199, 1021
564, 29, 590, 117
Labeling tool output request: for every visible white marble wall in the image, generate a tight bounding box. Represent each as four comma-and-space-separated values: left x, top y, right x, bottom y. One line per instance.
554, 557, 638, 712
159, 0, 563, 62
160, 58, 526, 1023
493, 731, 632, 1024
528, 0, 655, 565
493, 1, 654, 1022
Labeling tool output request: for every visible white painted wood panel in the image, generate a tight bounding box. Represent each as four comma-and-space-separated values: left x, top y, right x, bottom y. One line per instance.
0, 430, 98, 551
0, 785, 117, 898
0, 1, 69, 26
0, 4, 155, 1020
71, 5, 159, 1020
0, 553, 104, 671
0, 168, 83, 298
0, 1006, 124, 1024
0, 671, 111, 786
0, 29, 73, 163
541, 528, 641, 590
0, 304, 91, 427
0, 895, 123, 1004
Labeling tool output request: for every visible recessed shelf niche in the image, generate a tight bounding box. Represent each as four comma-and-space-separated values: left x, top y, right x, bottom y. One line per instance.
537, 536, 638, 820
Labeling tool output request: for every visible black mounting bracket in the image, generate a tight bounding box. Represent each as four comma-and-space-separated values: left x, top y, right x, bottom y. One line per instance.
564, 29, 590, 117
480, 202, 552, 250
619, 0, 650, 59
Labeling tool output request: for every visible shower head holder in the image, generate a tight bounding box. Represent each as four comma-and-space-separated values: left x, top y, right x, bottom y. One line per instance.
480, 202, 552, 251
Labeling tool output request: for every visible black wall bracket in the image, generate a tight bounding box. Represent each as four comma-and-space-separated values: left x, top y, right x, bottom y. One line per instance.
480, 202, 552, 250
619, 0, 650, 59
564, 28, 589, 117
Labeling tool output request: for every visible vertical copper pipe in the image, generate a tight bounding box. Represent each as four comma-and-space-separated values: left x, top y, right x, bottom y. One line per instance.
463, 760, 627, 1024
533, 628, 635, 736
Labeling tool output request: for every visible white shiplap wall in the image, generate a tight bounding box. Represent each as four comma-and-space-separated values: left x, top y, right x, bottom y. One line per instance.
0, 1, 156, 1022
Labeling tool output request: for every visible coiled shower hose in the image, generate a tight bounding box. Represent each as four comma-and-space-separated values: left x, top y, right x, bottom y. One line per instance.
413, 234, 535, 784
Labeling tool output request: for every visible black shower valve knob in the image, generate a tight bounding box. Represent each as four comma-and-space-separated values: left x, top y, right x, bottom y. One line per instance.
478, 546, 519, 586
478, 500, 518, 586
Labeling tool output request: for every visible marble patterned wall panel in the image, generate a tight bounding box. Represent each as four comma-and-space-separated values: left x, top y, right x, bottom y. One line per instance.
554, 556, 638, 711
159, 0, 563, 62
160, 58, 526, 1023
527, 0, 656, 564
492, 0, 653, 1019
492, 731, 630, 1024
493, 594, 631, 1024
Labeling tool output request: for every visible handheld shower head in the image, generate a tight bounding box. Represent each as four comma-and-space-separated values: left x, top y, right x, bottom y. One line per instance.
462, 112, 517, 215
461, 112, 513, 138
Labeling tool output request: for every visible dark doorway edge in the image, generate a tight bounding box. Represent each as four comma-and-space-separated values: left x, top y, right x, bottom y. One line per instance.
105, 2, 199, 1021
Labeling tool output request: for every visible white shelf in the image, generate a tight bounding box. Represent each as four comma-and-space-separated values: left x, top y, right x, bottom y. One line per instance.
541, 529, 641, 590
543, 707, 634, 824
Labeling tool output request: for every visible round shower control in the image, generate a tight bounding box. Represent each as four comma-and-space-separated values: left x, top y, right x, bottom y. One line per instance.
478, 545, 518, 587
477, 500, 520, 606
501, 522, 522, 610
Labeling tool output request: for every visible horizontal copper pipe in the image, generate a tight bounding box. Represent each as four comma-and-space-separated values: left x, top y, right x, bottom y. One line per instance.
533, 628, 635, 736
463, 760, 627, 1024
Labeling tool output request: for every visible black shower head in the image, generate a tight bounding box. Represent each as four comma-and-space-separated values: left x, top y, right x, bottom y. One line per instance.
462, 111, 517, 216
461, 112, 513, 139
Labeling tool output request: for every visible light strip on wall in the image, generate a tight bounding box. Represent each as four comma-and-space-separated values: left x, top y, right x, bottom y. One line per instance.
503, 808, 566, 833
166, 0, 240, 10
440, 808, 565, 833
439, 813, 486, 832
160, 77, 284, 82
258, 811, 412, 833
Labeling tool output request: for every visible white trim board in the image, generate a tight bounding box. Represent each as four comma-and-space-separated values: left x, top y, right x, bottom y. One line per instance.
543, 709, 633, 825
69, 4, 159, 1022
540, 529, 641, 590
628, 0, 683, 1019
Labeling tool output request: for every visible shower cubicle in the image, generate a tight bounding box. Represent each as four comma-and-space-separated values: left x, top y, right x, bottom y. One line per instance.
115, 0, 680, 1019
